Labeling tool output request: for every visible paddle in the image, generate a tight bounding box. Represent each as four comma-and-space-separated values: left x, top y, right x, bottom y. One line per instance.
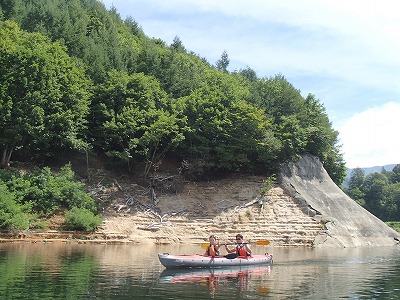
201, 239, 270, 249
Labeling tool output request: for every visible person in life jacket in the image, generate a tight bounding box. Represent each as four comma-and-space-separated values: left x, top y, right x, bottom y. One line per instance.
204, 235, 221, 256
225, 234, 252, 256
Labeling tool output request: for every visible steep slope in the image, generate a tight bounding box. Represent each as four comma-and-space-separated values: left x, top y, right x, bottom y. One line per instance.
279, 154, 400, 247
2, 155, 399, 248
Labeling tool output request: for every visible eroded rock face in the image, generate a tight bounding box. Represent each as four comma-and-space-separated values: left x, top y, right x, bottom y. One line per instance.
279, 154, 400, 247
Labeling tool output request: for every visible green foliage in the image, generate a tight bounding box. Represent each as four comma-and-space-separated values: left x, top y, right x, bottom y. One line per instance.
364, 172, 388, 214
0, 182, 31, 230
90, 70, 185, 172
260, 175, 276, 196
381, 182, 400, 220
215, 50, 230, 72
175, 70, 281, 176
319, 146, 346, 186
170, 36, 186, 53
390, 165, 400, 184
1, 0, 347, 184
386, 221, 400, 233
3, 164, 98, 216
346, 164, 400, 221
0, 20, 91, 166
249, 75, 346, 182
64, 207, 102, 232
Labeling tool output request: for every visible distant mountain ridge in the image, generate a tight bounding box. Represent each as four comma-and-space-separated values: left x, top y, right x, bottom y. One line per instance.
343, 164, 397, 187
347, 164, 396, 176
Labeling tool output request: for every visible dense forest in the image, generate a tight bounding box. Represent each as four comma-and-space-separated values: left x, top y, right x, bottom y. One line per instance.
345, 165, 400, 222
0, 0, 349, 230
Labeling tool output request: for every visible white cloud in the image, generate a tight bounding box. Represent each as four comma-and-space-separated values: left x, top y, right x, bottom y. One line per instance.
112, 0, 400, 92
338, 102, 400, 168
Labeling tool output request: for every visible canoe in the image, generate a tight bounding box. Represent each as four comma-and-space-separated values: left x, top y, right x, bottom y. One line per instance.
158, 253, 273, 268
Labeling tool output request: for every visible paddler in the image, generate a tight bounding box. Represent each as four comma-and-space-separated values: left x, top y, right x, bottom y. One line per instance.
204, 235, 221, 256
225, 234, 252, 256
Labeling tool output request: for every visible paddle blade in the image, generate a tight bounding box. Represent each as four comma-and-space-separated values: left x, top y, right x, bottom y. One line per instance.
201, 243, 210, 249
255, 240, 270, 246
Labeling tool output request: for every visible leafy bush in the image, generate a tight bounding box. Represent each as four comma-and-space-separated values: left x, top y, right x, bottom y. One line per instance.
0, 182, 31, 230
5, 164, 98, 216
39, 164, 98, 212
64, 207, 102, 232
260, 175, 276, 196
0, 164, 100, 233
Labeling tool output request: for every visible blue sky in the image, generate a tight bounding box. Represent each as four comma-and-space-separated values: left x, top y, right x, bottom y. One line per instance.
101, 0, 400, 168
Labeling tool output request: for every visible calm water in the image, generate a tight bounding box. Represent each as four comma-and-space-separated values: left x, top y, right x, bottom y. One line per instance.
0, 242, 399, 300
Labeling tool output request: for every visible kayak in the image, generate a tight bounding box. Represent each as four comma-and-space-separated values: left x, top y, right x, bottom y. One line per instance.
158, 253, 273, 268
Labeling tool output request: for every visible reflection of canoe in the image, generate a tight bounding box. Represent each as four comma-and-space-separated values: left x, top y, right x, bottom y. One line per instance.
159, 265, 272, 283
158, 253, 273, 268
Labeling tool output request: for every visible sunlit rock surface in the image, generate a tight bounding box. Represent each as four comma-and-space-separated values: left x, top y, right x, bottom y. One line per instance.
279, 154, 400, 247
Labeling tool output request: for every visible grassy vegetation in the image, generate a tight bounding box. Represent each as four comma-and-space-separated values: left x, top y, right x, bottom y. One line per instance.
386, 221, 400, 233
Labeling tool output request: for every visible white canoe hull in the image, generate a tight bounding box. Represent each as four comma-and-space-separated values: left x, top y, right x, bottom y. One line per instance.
158, 253, 273, 268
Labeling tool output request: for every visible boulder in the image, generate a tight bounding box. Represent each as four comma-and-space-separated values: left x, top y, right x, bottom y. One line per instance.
279, 154, 400, 247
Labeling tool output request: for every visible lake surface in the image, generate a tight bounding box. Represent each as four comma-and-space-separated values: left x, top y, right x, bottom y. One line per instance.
0, 242, 399, 299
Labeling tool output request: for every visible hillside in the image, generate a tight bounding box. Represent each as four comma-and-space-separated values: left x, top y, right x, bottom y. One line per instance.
0, 0, 347, 185
3, 155, 398, 248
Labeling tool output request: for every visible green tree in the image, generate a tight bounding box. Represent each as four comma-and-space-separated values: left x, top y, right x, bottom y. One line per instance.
347, 167, 366, 204
156, 51, 207, 99
390, 164, 400, 184
320, 146, 347, 186
252, 75, 345, 183
215, 50, 230, 72
348, 168, 365, 190
90, 70, 184, 171
6, 164, 98, 216
0, 20, 91, 167
175, 70, 280, 176
170, 35, 186, 53
275, 115, 306, 160
3, 0, 142, 82
363, 172, 388, 217
381, 182, 400, 220
236, 66, 258, 82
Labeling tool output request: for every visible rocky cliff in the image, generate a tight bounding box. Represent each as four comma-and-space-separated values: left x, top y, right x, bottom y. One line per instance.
2, 155, 399, 247
279, 154, 400, 247
65, 154, 400, 247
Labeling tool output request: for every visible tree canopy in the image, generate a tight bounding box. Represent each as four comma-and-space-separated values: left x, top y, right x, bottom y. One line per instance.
345, 165, 400, 221
0, 20, 91, 167
0, 0, 346, 184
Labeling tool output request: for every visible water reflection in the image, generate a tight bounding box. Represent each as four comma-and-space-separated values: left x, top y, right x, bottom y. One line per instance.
159, 265, 272, 298
0, 242, 100, 300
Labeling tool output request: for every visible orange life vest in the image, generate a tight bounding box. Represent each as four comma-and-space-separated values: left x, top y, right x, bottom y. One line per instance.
235, 244, 250, 256
207, 245, 219, 256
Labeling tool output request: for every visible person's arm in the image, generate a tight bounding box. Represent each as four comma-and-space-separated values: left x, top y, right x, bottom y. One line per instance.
244, 244, 252, 255
225, 244, 234, 253
204, 245, 209, 256
215, 241, 221, 251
